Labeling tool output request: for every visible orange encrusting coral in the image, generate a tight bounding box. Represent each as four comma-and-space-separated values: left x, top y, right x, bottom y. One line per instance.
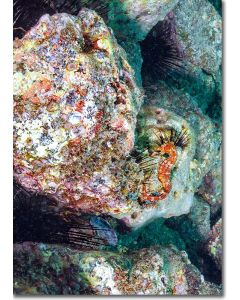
141, 142, 177, 203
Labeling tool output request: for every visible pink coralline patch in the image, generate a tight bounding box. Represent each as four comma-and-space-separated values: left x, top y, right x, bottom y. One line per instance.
13, 9, 142, 215
111, 118, 130, 132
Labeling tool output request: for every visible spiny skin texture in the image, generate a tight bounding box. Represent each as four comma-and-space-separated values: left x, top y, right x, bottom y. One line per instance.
136, 107, 195, 204
13, 242, 221, 295
141, 11, 185, 81
139, 123, 190, 204
141, 142, 177, 203
13, 9, 143, 215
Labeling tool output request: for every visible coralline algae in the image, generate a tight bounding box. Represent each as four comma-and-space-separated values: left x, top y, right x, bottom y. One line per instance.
13, 9, 143, 215
13, 242, 222, 295
206, 218, 222, 270
13, 1, 222, 295
13, 8, 198, 229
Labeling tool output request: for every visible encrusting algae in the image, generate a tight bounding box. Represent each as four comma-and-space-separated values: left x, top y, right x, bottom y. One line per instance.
13, 8, 143, 215
12, 1, 223, 295
14, 8, 196, 229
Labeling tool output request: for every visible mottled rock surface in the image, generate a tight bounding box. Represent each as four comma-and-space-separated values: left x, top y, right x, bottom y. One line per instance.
206, 218, 222, 270
14, 9, 201, 229
173, 0, 222, 74
13, 1, 223, 295
198, 147, 222, 215
107, 0, 179, 84
188, 196, 211, 242
13, 9, 143, 216
145, 81, 221, 190
13, 242, 222, 295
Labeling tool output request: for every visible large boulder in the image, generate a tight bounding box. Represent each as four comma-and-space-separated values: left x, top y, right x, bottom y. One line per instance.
173, 0, 222, 75
144, 81, 221, 190
13, 242, 222, 295
13, 9, 143, 216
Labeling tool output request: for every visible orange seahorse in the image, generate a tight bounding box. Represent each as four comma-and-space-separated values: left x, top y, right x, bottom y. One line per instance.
141, 142, 177, 203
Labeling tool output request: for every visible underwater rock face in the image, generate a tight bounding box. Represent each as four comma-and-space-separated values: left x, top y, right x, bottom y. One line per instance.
108, 0, 179, 41
127, 107, 195, 226
198, 147, 222, 215
107, 0, 179, 85
206, 218, 222, 270
188, 196, 211, 242
12, 2, 223, 295
93, 107, 196, 229
13, 242, 221, 295
145, 81, 221, 190
13, 9, 143, 215
13, 1, 180, 87
13, 9, 200, 228
173, 0, 222, 74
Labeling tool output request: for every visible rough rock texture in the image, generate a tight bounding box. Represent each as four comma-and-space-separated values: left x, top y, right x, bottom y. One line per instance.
13, 242, 222, 295
14, 1, 181, 86
107, 0, 179, 85
198, 281, 222, 296
198, 147, 222, 215
13, 9, 203, 229
13, 2, 222, 294
208, 0, 222, 16
206, 218, 222, 270
145, 81, 221, 190
13, 9, 143, 216
188, 196, 211, 242
173, 0, 222, 74
128, 107, 196, 225
141, 11, 222, 126
108, 0, 179, 41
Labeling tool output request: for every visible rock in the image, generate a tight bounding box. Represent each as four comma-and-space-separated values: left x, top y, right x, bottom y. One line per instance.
108, 0, 179, 41
197, 147, 222, 216
164, 199, 221, 285
14, 15, 204, 229
145, 81, 221, 190
14, 242, 221, 295
198, 281, 222, 296
208, 0, 222, 16
129, 246, 203, 295
128, 107, 195, 224
14, 1, 180, 86
206, 218, 222, 270
188, 196, 211, 242
140, 12, 222, 125
13, 9, 143, 216
173, 0, 222, 74
106, 0, 179, 85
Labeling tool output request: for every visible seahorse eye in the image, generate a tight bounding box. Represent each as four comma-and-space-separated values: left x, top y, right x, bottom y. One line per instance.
162, 153, 170, 159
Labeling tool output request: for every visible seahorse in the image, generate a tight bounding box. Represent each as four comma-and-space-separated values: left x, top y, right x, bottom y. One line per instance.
139, 128, 190, 204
